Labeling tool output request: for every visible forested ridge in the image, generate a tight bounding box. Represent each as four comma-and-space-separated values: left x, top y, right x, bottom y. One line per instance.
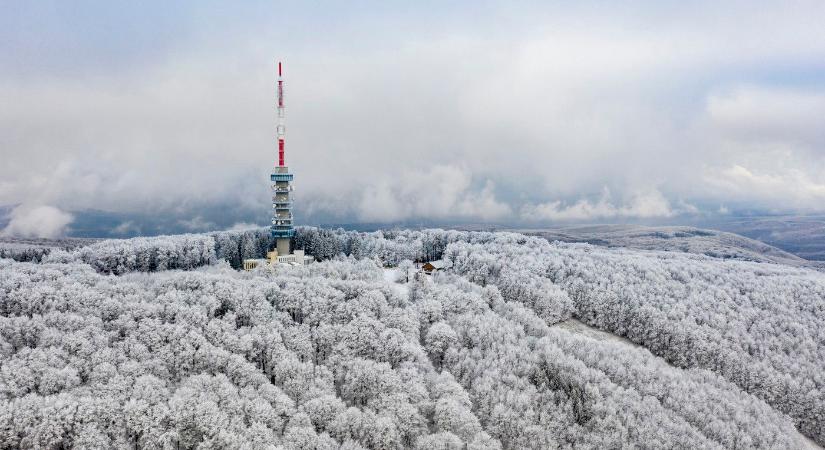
0, 227, 822, 449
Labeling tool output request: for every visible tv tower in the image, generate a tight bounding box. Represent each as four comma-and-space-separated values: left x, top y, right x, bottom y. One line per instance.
270, 61, 295, 256
242, 61, 311, 270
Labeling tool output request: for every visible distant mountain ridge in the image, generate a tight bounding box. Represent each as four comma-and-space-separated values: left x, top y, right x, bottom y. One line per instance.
515, 224, 824, 269
3, 204, 824, 269
704, 215, 825, 262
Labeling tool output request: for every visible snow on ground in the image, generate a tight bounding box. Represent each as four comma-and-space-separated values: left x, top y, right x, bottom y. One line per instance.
382, 267, 398, 282
382, 267, 410, 297
553, 318, 823, 449
554, 318, 642, 349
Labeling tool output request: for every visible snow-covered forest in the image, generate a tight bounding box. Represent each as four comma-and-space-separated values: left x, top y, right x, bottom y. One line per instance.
1, 227, 823, 449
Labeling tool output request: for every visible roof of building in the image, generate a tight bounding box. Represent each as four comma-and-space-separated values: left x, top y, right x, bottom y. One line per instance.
426, 259, 452, 269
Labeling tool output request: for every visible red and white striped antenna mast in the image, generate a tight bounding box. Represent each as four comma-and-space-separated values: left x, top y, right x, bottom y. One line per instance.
277, 61, 285, 167
269, 60, 296, 253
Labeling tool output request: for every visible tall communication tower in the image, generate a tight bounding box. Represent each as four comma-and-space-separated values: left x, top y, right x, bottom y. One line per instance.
270, 61, 294, 256
242, 61, 311, 270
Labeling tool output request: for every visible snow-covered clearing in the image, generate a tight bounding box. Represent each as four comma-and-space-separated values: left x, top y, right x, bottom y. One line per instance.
382, 267, 410, 297
554, 318, 642, 349
382, 267, 398, 282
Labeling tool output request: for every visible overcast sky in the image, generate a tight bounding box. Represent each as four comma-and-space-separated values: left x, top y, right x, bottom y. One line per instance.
2, 1, 825, 237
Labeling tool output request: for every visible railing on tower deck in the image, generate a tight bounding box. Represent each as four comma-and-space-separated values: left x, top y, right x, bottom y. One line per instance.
270, 229, 295, 238
271, 173, 294, 182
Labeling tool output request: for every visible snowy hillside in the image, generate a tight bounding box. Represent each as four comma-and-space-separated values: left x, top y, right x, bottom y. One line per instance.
515, 225, 821, 268
1, 228, 824, 449
707, 216, 825, 262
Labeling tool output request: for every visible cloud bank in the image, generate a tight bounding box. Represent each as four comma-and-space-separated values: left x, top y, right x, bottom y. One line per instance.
522, 189, 679, 222
1, 1, 824, 235
2, 205, 74, 238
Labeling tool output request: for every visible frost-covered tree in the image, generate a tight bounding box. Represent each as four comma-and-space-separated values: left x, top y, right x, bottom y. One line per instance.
1, 227, 822, 448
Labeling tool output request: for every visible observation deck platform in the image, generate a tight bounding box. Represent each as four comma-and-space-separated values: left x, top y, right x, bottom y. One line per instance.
271, 173, 294, 182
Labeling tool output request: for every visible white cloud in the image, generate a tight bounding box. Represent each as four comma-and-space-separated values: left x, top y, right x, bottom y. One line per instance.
357, 165, 511, 223
177, 216, 217, 232
227, 222, 261, 231
112, 221, 139, 235
704, 165, 825, 209
522, 189, 676, 222
707, 86, 825, 150
686, 85, 825, 212
2, 2, 825, 231
456, 180, 512, 221
1, 205, 73, 238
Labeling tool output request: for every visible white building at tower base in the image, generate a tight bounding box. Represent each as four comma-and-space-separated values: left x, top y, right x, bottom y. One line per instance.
243, 249, 313, 271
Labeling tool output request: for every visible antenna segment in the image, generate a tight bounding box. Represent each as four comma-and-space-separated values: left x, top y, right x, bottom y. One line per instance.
277, 61, 285, 167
